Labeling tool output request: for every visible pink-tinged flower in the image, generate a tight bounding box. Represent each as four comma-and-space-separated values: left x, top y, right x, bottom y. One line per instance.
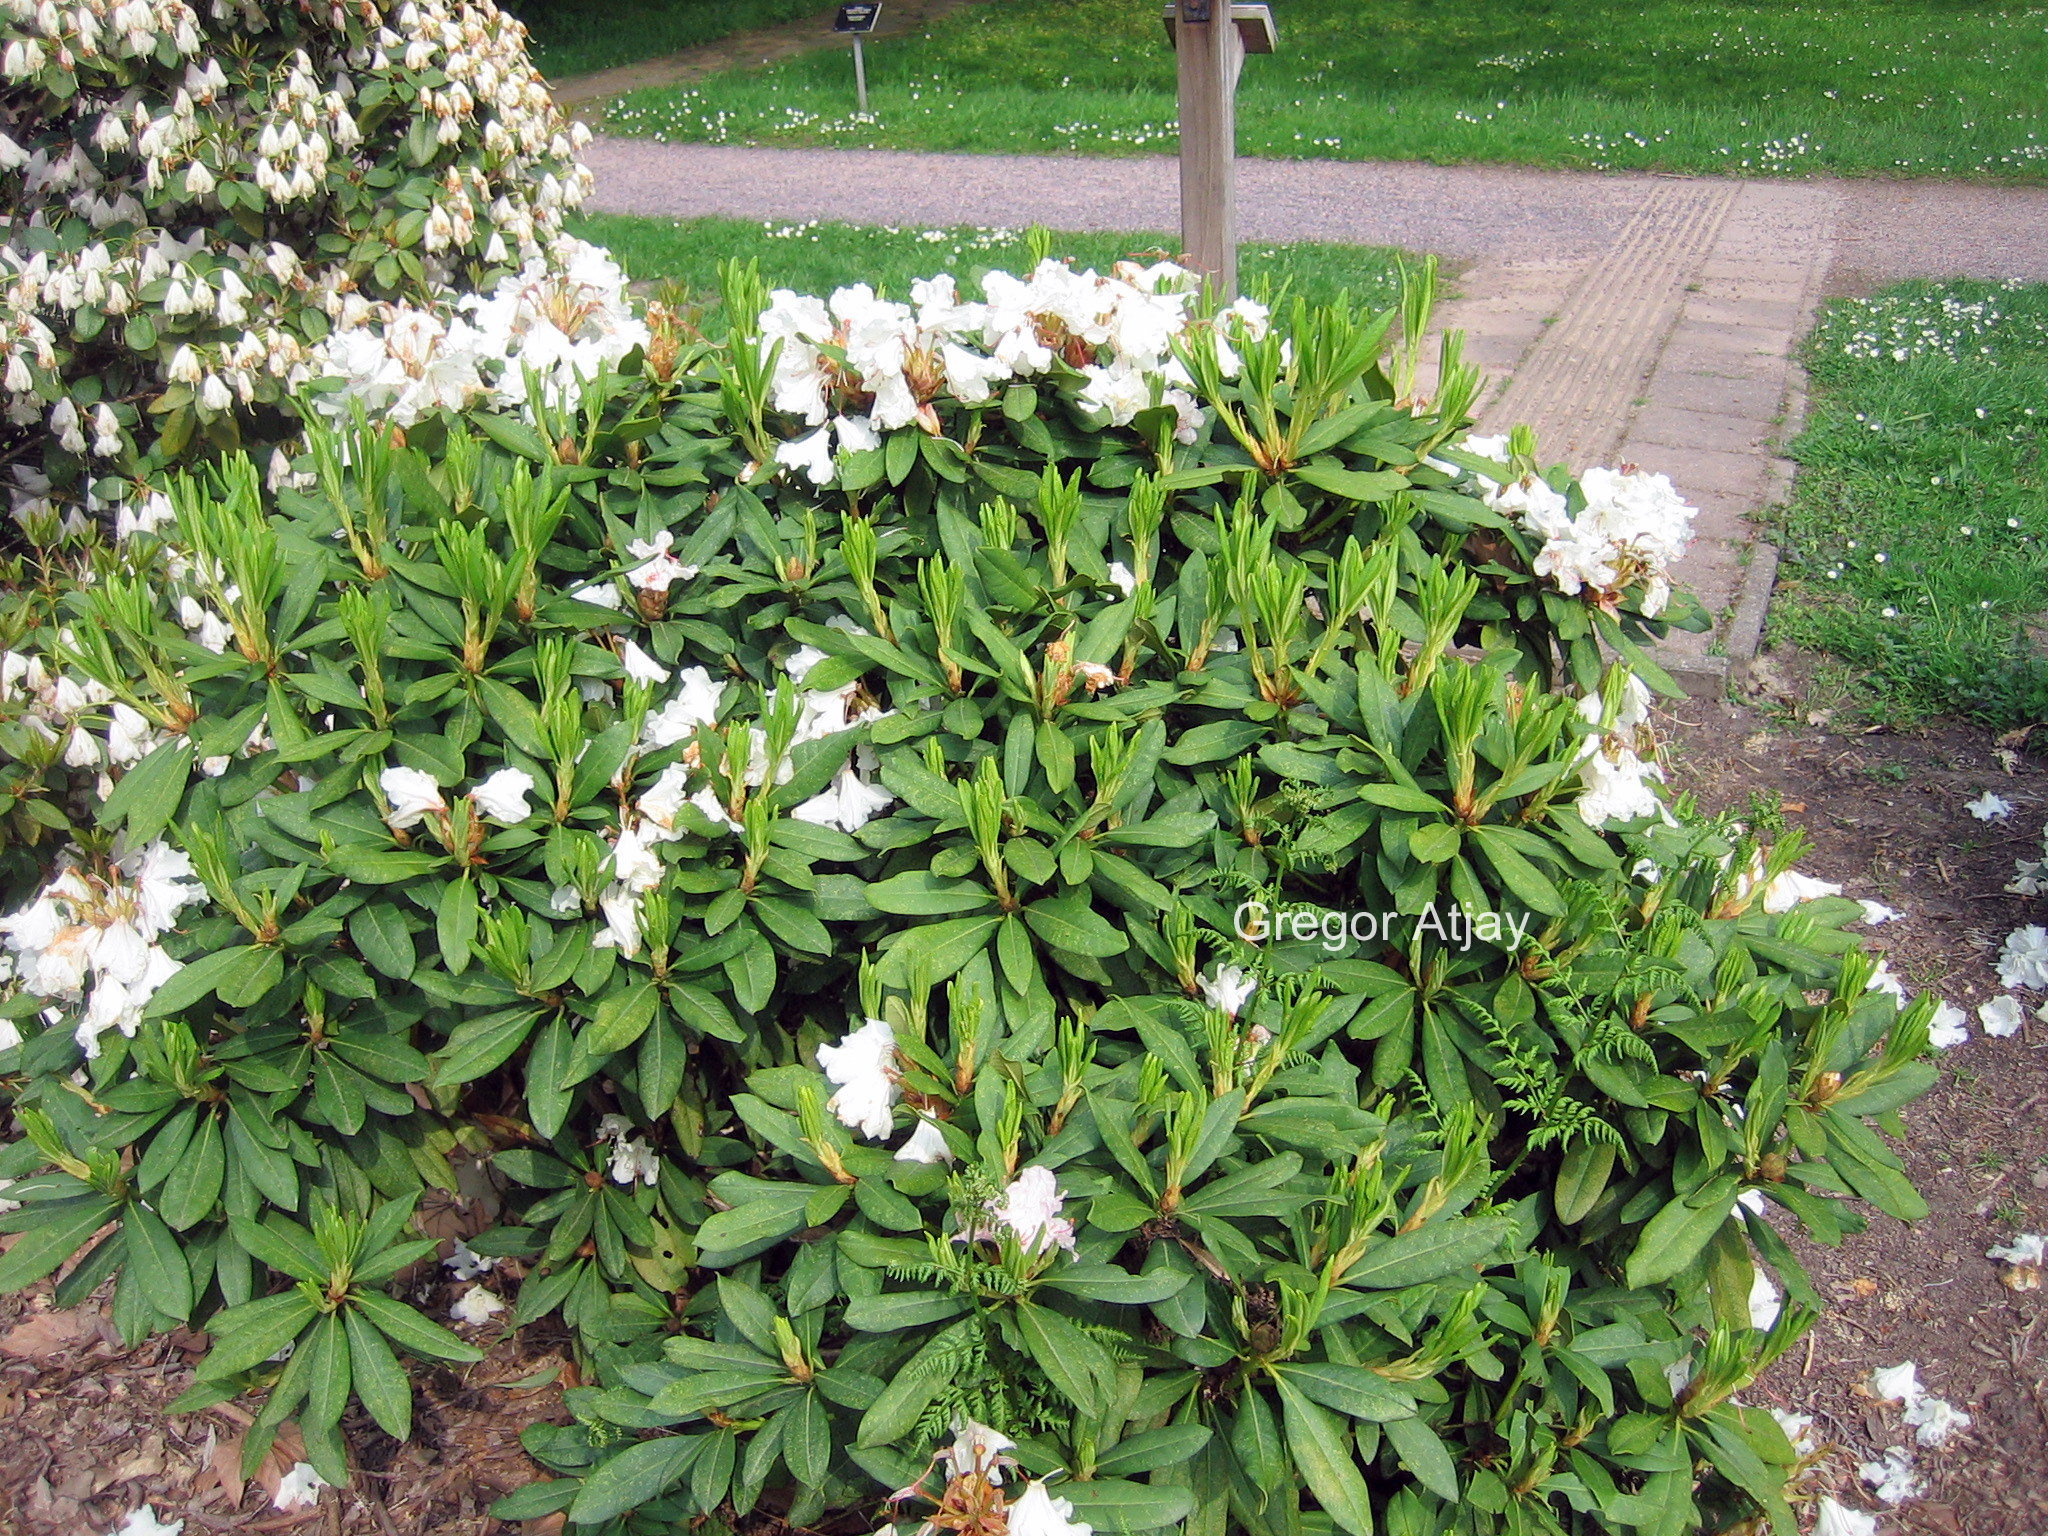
986, 1166, 1076, 1256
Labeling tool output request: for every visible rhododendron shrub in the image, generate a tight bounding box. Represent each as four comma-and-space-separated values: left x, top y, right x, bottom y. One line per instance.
0, 0, 593, 529
0, 257, 1932, 1535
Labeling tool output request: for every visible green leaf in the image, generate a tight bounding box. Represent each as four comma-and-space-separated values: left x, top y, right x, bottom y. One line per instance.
586, 981, 659, 1056
1040, 1263, 1190, 1305
1093, 1425, 1214, 1477
1273, 1374, 1376, 1536
350, 1289, 485, 1363
98, 739, 192, 845
1023, 894, 1129, 958
156, 1113, 224, 1230
1291, 462, 1409, 503
335, 1306, 410, 1439
568, 1437, 701, 1525
1016, 1302, 1116, 1419
1060, 1481, 1196, 1532
123, 1203, 194, 1322
1337, 1217, 1508, 1289
438, 875, 480, 973
844, 1291, 970, 1333
1274, 1363, 1415, 1423
784, 1393, 832, 1489
349, 903, 415, 981
865, 870, 997, 916
143, 944, 270, 1019
1383, 1413, 1460, 1502
0, 1197, 119, 1293
429, 1007, 540, 1088
1554, 1139, 1617, 1225
1625, 1176, 1738, 1289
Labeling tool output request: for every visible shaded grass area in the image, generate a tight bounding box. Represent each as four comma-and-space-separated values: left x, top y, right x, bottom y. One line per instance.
508, 0, 823, 80
1767, 281, 2048, 726
603, 0, 2048, 180
569, 213, 1417, 313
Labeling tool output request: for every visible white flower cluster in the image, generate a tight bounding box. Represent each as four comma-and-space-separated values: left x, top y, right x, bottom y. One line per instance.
814, 1015, 951, 1165
580, 627, 898, 959
0, 839, 206, 1058
1573, 671, 1666, 829
1451, 436, 1697, 616
759, 259, 1266, 485
0, 0, 593, 524
1856, 1361, 1970, 1510
308, 238, 648, 428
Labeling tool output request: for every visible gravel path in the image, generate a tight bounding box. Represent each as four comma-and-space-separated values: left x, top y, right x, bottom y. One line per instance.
580, 138, 2048, 287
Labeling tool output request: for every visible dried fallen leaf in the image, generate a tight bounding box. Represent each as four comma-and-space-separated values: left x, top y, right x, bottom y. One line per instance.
0, 1305, 102, 1359
1850, 1277, 1881, 1299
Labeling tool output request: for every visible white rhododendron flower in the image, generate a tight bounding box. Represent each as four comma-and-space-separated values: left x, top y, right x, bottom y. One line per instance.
642, 667, 726, 748
469, 767, 536, 823
1867, 1362, 1921, 1403
445, 1240, 496, 1280
985, 1166, 1077, 1256
895, 1116, 955, 1165
1859, 1446, 1922, 1505
1966, 790, 2014, 822
1448, 442, 1694, 615
0, 840, 205, 1057
1904, 1392, 1971, 1448
1989, 1232, 2046, 1290
945, 1414, 1015, 1481
1926, 1001, 1969, 1050
608, 1136, 660, 1186
1814, 1499, 1879, 1536
1998, 925, 2048, 990
1989, 1232, 2047, 1266
1978, 995, 2025, 1037
451, 1285, 506, 1326
1746, 1270, 1781, 1331
774, 426, 835, 486
1767, 1407, 1816, 1457
1761, 869, 1841, 913
816, 1017, 899, 1140
619, 640, 670, 686
792, 763, 897, 833
1865, 960, 1908, 1005
1006, 1480, 1093, 1536
273, 1463, 332, 1512
115, 1510, 184, 1536
380, 765, 446, 830
625, 530, 699, 594
1199, 965, 1257, 1017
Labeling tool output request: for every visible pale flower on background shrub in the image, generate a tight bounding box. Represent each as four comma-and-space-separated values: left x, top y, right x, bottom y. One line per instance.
0, 0, 594, 524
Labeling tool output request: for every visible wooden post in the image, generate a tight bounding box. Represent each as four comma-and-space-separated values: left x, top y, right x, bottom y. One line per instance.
852, 35, 868, 112
1176, 1, 1241, 299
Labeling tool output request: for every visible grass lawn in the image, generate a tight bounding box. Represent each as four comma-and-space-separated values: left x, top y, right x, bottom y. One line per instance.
569, 213, 1417, 313
1767, 281, 2048, 727
602, 0, 2048, 181
508, 0, 821, 80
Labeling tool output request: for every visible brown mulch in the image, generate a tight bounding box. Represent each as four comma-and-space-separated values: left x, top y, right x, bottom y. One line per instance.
0, 1267, 573, 1536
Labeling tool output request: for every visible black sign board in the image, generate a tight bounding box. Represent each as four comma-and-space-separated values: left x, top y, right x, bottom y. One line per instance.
834, 3, 881, 31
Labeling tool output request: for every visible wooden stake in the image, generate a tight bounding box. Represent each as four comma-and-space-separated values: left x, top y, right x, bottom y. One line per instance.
853, 35, 869, 113
1176, 1, 1241, 299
